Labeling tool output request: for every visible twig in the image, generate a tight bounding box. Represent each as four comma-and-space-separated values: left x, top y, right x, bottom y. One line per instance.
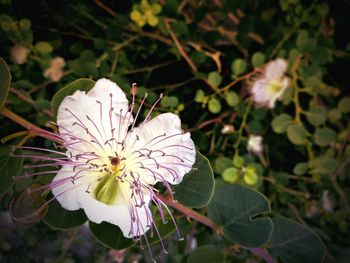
157, 195, 219, 232
0, 107, 63, 144
187, 112, 230, 132
9, 88, 53, 117
93, 0, 116, 17
164, 18, 198, 72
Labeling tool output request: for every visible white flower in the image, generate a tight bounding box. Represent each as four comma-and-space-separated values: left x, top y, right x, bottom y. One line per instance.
251, 58, 289, 108
247, 135, 263, 154
22, 79, 196, 239
221, 124, 235, 134
10, 44, 30, 65
44, 57, 65, 82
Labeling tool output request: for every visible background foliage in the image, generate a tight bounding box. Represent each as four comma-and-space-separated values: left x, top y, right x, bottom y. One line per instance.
1, 0, 350, 262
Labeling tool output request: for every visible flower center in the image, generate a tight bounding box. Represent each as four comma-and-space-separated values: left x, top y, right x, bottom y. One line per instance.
93, 174, 118, 205
93, 155, 123, 205
110, 156, 120, 167
267, 79, 283, 95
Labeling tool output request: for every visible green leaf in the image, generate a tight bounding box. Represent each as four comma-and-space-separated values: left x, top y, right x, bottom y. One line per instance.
43, 199, 87, 229
207, 72, 222, 88
310, 47, 329, 65
306, 106, 327, 126
225, 91, 239, 107
89, 221, 133, 249
313, 127, 337, 146
195, 89, 205, 103
233, 155, 245, 168
208, 97, 221, 114
0, 57, 12, 110
146, 215, 175, 246
207, 185, 273, 247
222, 167, 239, 183
160, 95, 179, 108
293, 162, 308, 175
287, 124, 307, 145
0, 145, 23, 196
35, 41, 53, 54
268, 218, 326, 263
243, 166, 259, 186
214, 156, 232, 174
248, 120, 263, 134
187, 245, 225, 263
338, 97, 350, 113
328, 108, 342, 123
310, 155, 337, 174
232, 58, 247, 76
271, 114, 293, 134
251, 52, 266, 67
174, 151, 215, 208
51, 78, 95, 117
19, 18, 31, 30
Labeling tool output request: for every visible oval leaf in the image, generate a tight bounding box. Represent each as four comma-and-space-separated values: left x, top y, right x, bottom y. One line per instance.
207, 184, 273, 247
89, 221, 133, 249
43, 199, 87, 229
287, 124, 307, 145
0, 145, 23, 196
173, 151, 214, 208
271, 114, 293, 134
306, 106, 327, 126
268, 218, 326, 263
51, 78, 95, 116
0, 57, 11, 110
313, 127, 337, 146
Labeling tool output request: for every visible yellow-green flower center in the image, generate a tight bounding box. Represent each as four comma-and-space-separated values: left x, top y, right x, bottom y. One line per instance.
93, 156, 122, 205
266, 79, 283, 95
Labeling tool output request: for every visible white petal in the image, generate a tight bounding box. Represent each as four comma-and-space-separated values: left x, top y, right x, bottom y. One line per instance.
265, 58, 288, 80
247, 135, 263, 153
78, 189, 152, 238
88, 78, 128, 113
51, 165, 89, 211
251, 79, 270, 105
125, 113, 196, 185
268, 77, 289, 108
57, 79, 131, 160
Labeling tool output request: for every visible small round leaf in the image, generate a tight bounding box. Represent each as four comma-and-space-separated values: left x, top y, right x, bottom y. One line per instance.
287, 124, 307, 145
271, 114, 293, 134
208, 97, 221, 114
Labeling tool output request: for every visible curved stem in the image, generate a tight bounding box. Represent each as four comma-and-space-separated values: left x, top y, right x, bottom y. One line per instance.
234, 99, 253, 157
157, 194, 219, 231
157, 194, 277, 263
0, 107, 63, 144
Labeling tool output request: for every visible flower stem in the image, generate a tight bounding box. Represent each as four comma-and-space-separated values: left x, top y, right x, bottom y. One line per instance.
0, 107, 63, 144
157, 194, 277, 263
234, 99, 253, 157
291, 55, 302, 124
220, 70, 256, 93
157, 195, 219, 231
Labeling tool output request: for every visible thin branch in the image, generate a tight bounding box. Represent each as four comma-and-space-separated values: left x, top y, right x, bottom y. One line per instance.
164, 18, 198, 72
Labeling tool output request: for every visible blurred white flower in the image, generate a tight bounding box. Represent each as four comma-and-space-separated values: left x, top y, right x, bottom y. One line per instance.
221, 124, 235, 134
322, 190, 335, 212
10, 44, 30, 65
251, 58, 289, 108
247, 135, 263, 154
44, 57, 65, 82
